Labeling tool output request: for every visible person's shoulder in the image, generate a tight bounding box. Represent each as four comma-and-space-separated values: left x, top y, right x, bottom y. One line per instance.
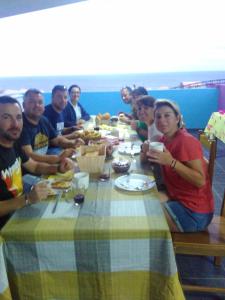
22, 113, 30, 125
44, 104, 53, 112
177, 128, 196, 139
177, 129, 200, 147
39, 115, 52, 126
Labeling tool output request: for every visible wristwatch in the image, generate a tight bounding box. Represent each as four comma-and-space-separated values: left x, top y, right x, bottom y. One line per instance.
24, 193, 30, 206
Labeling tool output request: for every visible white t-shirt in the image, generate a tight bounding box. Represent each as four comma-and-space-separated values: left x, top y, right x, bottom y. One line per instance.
148, 122, 162, 142
72, 103, 82, 121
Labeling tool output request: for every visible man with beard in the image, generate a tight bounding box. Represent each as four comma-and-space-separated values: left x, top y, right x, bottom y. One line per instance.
0, 96, 74, 228
44, 85, 81, 135
19, 88, 83, 163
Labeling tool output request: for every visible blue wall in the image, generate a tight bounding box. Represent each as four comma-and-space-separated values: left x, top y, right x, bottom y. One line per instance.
44, 88, 218, 129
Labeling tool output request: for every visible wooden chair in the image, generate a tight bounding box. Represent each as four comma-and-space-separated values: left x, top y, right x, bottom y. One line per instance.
198, 130, 217, 184
172, 132, 225, 294
172, 190, 225, 293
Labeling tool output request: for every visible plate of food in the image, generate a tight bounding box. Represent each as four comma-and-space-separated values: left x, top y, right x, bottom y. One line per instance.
118, 142, 141, 155
114, 174, 155, 192
51, 181, 72, 190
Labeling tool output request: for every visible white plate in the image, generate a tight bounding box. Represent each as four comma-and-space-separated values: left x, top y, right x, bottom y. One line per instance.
118, 142, 141, 155
114, 174, 155, 191
99, 129, 111, 137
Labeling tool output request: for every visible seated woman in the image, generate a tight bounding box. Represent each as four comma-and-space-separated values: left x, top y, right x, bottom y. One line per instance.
137, 95, 163, 189
136, 95, 162, 143
146, 99, 214, 232
129, 87, 149, 141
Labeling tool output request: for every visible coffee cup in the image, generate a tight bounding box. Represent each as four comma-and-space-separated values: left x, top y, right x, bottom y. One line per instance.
149, 142, 164, 152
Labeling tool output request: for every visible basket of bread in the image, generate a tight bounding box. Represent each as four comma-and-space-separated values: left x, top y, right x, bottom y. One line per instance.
76, 144, 106, 173
95, 112, 111, 125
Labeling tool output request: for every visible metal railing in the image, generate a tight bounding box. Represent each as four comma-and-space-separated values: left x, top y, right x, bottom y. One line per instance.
172, 79, 225, 89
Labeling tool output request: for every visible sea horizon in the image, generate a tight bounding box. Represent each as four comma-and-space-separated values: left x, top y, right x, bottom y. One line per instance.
1, 70, 225, 92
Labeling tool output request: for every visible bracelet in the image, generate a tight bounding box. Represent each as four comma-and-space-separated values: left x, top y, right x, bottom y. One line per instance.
24, 193, 30, 206
170, 159, 177, 169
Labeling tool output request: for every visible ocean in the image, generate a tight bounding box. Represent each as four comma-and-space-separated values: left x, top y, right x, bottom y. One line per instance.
1, 71, 225, 92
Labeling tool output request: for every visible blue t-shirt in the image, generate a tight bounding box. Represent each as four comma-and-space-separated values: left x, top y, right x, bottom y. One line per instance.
19, 114, 58, 155
44, 104, 64, 135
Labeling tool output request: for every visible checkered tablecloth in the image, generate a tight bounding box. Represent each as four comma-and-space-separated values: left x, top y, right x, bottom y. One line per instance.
1, 145, 184, 300
205, 111, 225, 143
0, 235, 12, 300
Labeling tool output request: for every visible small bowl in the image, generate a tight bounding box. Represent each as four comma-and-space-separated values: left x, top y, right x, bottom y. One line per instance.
112, 159, 131, 173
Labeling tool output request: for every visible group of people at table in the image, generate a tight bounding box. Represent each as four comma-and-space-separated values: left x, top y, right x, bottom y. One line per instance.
0, 84, 214, 234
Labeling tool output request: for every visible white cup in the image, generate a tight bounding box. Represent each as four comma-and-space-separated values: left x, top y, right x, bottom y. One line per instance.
149, 142, 164, 152
73, 172, 89, 190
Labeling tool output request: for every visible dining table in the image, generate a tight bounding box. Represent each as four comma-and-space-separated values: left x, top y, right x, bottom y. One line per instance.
204, 111, 225, 143
0, 235, 12, 300
0, 122, 184, 300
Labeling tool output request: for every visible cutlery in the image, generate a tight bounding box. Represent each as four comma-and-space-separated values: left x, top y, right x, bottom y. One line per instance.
52, 190, 63, 214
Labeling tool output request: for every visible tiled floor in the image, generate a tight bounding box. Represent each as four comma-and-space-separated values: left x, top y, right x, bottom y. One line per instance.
178, 130, 225, 299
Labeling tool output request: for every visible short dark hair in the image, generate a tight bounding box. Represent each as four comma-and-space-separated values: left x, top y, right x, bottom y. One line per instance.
120, 86, 132, 93
68, 84, 81, 94
24, 88, 42, 100
131, 86, 148, 97
0, 95, 21, 107
137, 95, 156, 108
52, 85, 67, 97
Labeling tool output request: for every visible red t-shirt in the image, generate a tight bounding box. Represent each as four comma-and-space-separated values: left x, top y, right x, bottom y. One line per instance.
161, 129, 214, 213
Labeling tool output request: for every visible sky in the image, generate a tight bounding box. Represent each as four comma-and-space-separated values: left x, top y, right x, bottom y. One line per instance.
0, 0, 225, 77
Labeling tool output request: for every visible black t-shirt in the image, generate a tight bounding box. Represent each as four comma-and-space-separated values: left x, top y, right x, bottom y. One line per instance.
0, 143, 28, 228
19, 114, 58, 154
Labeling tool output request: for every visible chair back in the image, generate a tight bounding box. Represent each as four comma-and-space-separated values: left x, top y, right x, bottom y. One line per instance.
198, 131, 217, 185
220, 189, 225, 217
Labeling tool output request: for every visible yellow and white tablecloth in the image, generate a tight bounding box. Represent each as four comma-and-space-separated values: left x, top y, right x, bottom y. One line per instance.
0, 235, 12, 300
1, 172, 184, 300
205, 111, 225, 143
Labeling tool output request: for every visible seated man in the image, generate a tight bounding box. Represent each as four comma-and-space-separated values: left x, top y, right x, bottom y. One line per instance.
0, 96, 74, 228
118, 86, 133, 123
19, 89, 83, 163
63, 84, 90, 128
44, 85, 81, 135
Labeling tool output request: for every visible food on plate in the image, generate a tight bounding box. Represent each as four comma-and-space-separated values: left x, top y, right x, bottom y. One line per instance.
95, 112, 111, 125
51, 181, 71, 189
47, 170, 74, 181
103, 112, 110, 120
73, 130, 101, 141
47, 188, 57, 196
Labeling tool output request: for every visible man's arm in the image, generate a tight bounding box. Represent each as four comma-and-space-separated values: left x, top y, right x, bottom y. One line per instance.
23, 157, 75, 175
22, 145, 60, 164
23, 156, 58, 174
50, 136, 84, 149
0, 183, 49, 218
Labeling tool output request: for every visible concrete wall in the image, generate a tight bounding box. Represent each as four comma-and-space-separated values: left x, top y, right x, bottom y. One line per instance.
44, 87, 219, 129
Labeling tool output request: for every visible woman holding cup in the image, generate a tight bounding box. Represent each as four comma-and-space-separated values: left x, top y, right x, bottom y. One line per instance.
147, 99, 214, 233
136, 96, 164, 188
